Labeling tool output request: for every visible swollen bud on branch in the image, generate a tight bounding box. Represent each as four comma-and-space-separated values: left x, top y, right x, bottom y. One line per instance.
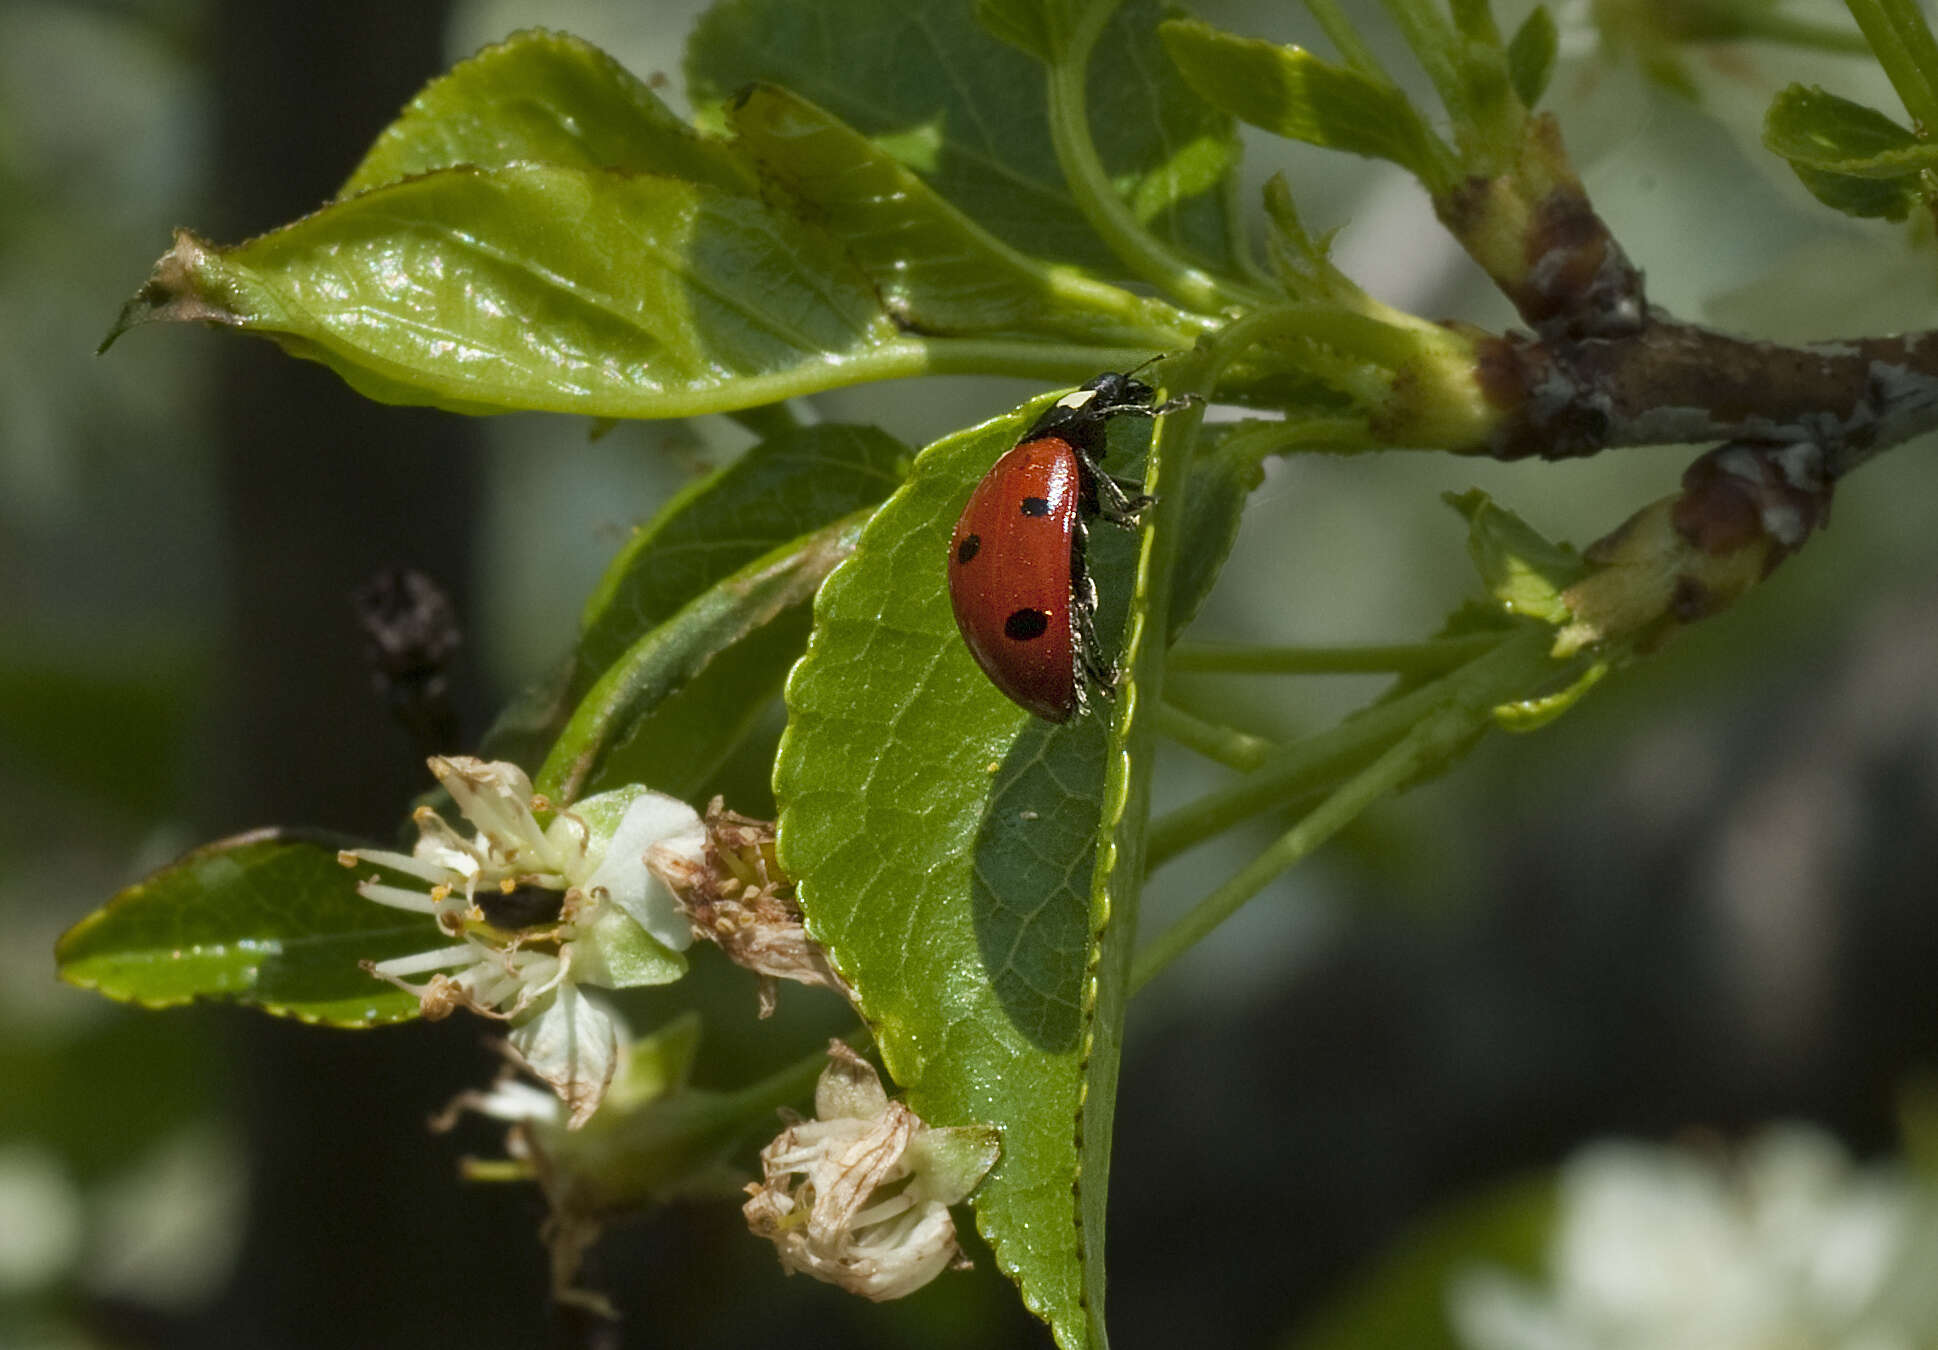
1437, 115, 1646, 341
1559, 440, 1833, 655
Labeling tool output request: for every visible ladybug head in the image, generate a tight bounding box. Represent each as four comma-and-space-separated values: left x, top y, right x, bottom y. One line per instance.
1025, 369, 1162, 449
1082, 370, 1155, 412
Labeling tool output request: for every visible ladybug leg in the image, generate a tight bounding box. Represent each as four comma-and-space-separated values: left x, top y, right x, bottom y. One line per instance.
1093, 468, 1152, 526
1074, 598, 1121, 691
1070, 565, 1122, 694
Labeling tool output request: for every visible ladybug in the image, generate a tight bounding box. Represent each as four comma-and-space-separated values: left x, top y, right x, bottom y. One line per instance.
946, 369, 1191, 722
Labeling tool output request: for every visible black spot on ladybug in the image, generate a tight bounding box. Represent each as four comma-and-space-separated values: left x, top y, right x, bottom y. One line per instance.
1004, 608, 1050, 641
1020, 496, 1051, 517
955, 534, 981, 565
477, 883, 565, 929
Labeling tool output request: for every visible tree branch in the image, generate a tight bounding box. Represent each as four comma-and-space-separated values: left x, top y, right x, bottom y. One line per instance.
1473, 319, 1938, 474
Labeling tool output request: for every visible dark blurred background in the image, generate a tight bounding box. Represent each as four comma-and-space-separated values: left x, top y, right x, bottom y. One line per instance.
5, 1, 1936, 1347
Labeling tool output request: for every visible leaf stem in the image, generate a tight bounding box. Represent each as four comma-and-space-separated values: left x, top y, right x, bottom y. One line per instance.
1144, 629, 1552, 867
1220, 415, 1379, 464
1049, 0, 1266, 314
1169, 634, 1504, 676
916, 336, 1198, 382
1079, 345, 1217, 1347
1845, 0, 1938, 131
1129, 695, 1480, 992
1155, 702, 1276, 770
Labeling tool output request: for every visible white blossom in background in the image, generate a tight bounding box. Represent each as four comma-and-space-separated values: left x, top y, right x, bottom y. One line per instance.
743, 1042, 1000, 1302
1450, 1126, 1938, 1350
339, 755, 704, 1126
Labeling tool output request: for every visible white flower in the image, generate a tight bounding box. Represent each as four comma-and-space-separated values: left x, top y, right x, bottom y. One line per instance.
743, 1042, 999, 1301
1450, 1126, 1938, 1350
339, 756, 704, 1126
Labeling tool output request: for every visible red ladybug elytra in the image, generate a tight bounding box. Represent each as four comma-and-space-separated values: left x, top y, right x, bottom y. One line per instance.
946, 369, 1190, 722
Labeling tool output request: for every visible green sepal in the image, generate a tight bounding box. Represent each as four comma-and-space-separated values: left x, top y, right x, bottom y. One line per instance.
56, 830, 429, 1026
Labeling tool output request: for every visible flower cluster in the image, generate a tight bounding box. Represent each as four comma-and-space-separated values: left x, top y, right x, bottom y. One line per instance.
743, 1042, 999, 1301
339, 756, 704, 1125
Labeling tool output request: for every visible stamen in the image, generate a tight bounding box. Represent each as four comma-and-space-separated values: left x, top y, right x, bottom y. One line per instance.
373, 944, 478, 978
343, 847, 452, 885
357, 882, 441, 914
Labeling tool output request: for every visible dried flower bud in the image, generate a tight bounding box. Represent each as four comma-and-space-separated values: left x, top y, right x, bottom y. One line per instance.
743, 1043, 999, 1302
649, 798, 852, 1016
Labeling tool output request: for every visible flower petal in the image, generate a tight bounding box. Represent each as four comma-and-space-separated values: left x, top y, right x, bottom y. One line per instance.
507, 983, 623, 1128
584, 791, 703, 952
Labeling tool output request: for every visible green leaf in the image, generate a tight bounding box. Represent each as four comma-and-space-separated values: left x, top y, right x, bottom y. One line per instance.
776, 393, 1158, 1349
56, 831, 428, 1026
724, 83, 1187, 345
585, 612, 810, 800
559, 423, 909, 797
339, 29, 755, 197
1506, 6, 1558, 109
1159, 424, 1262, 635
687, 0, 1242, 276
539, 512, 869, 803
1765, 84, 1933, 220
576, 424, 909, 683
103, 165, 914, 418
1159, 18, 1455, 192
1445, 489, 1584, 625
974, 0, 1064, 61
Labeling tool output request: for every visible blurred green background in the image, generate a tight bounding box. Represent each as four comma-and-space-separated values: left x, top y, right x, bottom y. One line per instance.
5, 1, 1938, 1346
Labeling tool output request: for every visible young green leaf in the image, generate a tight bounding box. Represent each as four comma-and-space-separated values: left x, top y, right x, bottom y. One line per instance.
1765, 84, 1937, 219
1169, 427, 1264, 635
687, 0, 1242, 276
724, 83, 1194, 345
102, 166, 914, 418
1506, 6, 1558, 110
575, 424, 909, 688
538, 513, 868, 804
339, 28, 755, 197
1446, 489, 1584, 625
542, 423, 909, 798
1159, 18, 1457, 193
56, 831, 426, 1026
